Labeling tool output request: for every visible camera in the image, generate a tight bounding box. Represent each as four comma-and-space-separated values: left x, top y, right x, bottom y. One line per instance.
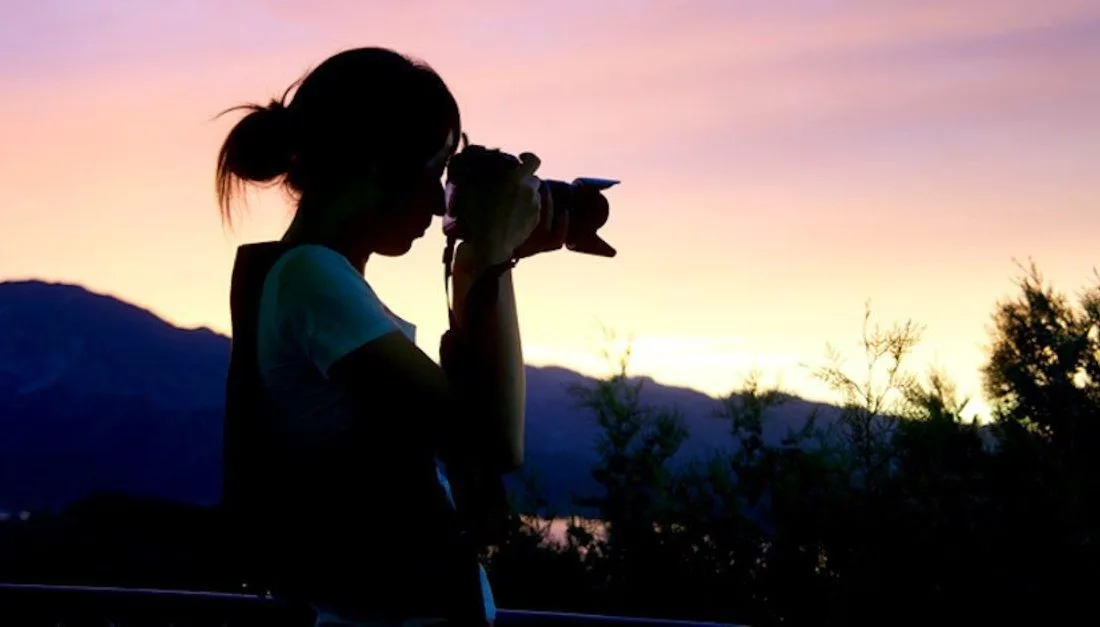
442, 144, 618, 257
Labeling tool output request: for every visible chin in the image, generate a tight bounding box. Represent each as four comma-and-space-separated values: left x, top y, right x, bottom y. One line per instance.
375, 238, 417, 257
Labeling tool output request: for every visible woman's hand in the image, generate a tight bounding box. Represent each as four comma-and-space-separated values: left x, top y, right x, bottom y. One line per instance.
513, 181, 569, 259
463, 152, 543, 265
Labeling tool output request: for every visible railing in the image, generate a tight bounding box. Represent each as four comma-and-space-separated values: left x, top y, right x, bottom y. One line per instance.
0, 582, 743, 626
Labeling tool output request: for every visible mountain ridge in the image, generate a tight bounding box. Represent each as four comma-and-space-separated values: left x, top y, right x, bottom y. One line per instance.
0, 279, 837, 513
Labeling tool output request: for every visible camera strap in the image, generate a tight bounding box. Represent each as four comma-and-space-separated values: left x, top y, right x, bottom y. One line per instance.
443, 236, 458, 327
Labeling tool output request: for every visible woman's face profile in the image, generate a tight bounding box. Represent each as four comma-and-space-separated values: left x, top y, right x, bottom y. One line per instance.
361, 131, 456, 257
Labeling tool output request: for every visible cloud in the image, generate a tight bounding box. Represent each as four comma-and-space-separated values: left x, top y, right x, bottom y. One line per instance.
8, 0, 1097, 135
4, 0, 1096, 204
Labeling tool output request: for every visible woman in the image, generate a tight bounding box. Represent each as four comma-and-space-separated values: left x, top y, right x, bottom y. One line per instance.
216, 47, 566, 626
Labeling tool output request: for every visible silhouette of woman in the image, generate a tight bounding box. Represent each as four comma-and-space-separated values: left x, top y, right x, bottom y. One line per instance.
215, 47, 567, 626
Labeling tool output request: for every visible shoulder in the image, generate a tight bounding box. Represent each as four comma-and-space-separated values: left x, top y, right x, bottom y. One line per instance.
271, 245, 358, 285
267, 245, 379, 303
260, 245, 402, 369
261, 244, 388, 335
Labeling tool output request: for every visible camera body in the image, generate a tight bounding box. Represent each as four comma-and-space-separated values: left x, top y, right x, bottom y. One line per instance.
442, 144, 618, 258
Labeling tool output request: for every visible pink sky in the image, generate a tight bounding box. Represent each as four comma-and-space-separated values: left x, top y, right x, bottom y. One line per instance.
2, 0, 1098, 419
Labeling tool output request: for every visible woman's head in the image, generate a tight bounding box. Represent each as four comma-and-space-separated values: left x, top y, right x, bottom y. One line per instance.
216, 47, 461, 256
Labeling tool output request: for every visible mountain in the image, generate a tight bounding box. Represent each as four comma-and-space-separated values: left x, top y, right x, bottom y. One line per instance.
0, 280, 834, 513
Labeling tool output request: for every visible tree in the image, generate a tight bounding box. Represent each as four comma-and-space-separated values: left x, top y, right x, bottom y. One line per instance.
811, 302, 924, 491
480, 262, 1100, 625
980, 261, 1100, 620
566, 337, 691, 619
984, 260, 1100, 466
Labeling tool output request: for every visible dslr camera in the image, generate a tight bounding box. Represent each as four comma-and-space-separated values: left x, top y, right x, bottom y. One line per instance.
442, 143, 618, 258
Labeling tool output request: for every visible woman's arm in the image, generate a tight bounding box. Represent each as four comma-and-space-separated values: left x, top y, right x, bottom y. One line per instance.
447, 240, 525, 471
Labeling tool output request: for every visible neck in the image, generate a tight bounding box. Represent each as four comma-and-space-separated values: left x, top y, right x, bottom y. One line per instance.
283, 200, 370, 272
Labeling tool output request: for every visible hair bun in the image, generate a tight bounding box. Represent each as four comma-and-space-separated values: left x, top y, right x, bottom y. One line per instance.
222, 99, 295, 184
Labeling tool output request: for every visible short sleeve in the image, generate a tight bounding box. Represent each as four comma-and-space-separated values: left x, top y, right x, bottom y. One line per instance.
268, 245, 400, 376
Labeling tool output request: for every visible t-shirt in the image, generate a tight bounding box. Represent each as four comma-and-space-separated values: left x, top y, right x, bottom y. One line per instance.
255, 244, 496, 626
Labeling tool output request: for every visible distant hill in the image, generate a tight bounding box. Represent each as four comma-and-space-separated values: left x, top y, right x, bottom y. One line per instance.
0, 280, 837, 513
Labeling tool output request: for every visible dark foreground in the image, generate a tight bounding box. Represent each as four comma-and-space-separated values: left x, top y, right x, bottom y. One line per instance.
0, 582, 742, 627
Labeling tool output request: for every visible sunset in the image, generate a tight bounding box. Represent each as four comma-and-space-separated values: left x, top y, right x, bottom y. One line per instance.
2, 1, 1099, 624
3, 0, 1098, 419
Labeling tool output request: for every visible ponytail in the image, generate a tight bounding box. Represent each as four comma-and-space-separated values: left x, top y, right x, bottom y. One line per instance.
214, 94, 295, 226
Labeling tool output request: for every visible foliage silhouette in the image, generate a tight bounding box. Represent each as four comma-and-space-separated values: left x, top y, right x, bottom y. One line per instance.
482, 263, 1100, 625
3, 262, 1100, 626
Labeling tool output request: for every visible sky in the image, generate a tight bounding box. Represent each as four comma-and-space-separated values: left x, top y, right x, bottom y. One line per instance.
1, 0, 1098, 420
